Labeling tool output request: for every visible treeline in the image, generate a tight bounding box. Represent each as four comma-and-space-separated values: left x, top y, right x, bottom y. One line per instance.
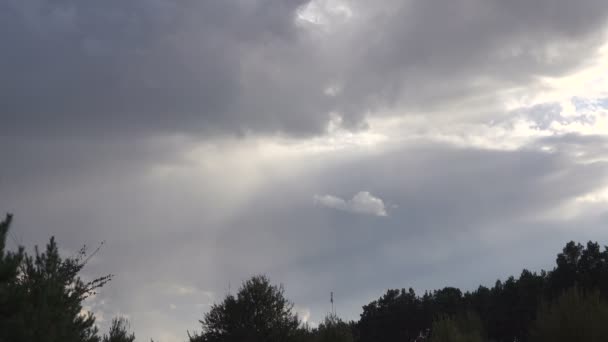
354, 240, 608, 342
2, 213, 608, 342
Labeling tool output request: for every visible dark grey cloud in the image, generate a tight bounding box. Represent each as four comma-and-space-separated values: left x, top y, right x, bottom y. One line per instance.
2, 0, 608, 138
1, 0, 322, 137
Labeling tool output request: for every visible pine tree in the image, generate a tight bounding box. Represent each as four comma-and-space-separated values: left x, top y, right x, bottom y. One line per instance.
316, 313, 354, 342
530, 287, 608, 342
429, 312, 484, 342
0, 214, 25, 342
103, 317, 136, 342
0, 213, 112, 342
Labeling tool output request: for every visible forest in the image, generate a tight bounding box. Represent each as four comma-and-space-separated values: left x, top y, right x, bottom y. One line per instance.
2, 212, 608, 342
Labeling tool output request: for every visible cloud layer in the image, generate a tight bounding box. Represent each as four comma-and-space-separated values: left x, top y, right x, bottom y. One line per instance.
2, 0, 608, 138
2, 1, 608, 341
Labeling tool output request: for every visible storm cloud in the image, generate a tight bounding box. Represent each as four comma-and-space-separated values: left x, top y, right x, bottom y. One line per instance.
2, 0, 608, 138
2, 0, 608, 341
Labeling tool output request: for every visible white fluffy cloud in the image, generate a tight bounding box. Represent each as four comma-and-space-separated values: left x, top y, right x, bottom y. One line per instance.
314, 191, 388, 217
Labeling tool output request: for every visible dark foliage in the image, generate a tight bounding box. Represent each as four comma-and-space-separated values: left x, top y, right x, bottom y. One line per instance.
189, 275, 301, 342
530, 286, 608, 342
355, 241, 608, 342
103, 317, 136, 342
0, 214, 25, 342
315, 313, 354, 342
0, 213, 114, 342
429, 312, 484, 342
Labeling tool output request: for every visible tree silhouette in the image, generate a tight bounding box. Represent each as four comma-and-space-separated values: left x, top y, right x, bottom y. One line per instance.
0, 214, 25, 341
530, 287, 608, 342
189, 275, 300, 342
0, 213, 112, 342
315, 313, 354, 342
429, 312, 484, 342
103, 317, 136, 342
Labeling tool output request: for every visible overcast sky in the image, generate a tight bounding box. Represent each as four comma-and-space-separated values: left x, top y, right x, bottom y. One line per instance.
2, 0, 608, 340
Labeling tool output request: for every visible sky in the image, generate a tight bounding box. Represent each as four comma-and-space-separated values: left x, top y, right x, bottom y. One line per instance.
2, 0, 608, 340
